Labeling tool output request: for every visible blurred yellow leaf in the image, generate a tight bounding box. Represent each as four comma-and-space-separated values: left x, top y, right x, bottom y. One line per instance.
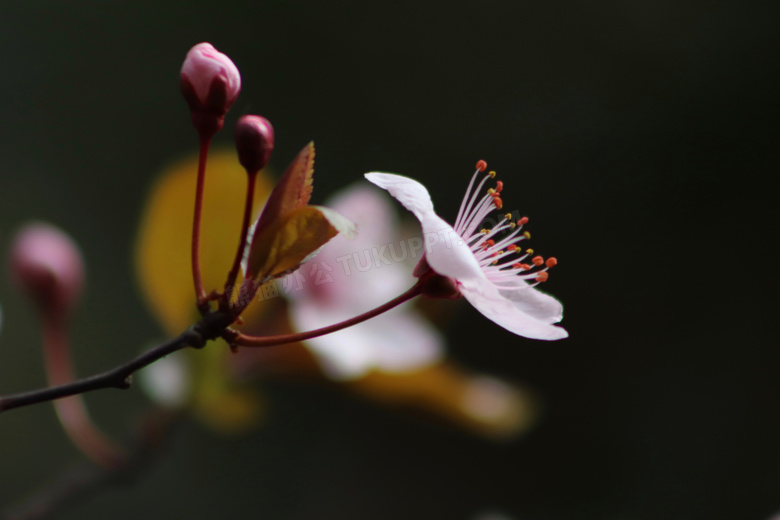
135, 149, 273, 335
348, 363, 538, 439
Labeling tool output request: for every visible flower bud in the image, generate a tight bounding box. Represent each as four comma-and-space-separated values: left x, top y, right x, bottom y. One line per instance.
9, 223, 84, 318
235, 115, 275, 173
180, 42, 241, 137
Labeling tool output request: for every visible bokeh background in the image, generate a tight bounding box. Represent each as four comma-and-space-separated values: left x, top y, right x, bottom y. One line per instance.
1, 1, 779, 519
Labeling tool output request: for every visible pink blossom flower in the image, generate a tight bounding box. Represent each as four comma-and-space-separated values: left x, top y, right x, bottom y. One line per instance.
365, 163, 567, 341
234, 115, 275, 173
180, 42, 241, 111
9, 222, 84, 318
285, 183, 443, 380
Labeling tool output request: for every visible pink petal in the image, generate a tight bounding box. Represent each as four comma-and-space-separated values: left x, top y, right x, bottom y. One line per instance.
458, 278, 569, 340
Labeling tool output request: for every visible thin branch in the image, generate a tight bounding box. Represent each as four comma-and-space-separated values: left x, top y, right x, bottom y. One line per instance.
0, 311, 230, 413
0, 283, 422, 413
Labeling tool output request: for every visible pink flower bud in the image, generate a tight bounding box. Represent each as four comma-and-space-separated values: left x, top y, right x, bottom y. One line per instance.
180, 42, 241, 137
9, 223, 84, 318
235, 115, 275, 173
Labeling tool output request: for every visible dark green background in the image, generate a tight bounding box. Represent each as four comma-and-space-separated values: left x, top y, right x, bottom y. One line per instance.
1, 1, 778, 519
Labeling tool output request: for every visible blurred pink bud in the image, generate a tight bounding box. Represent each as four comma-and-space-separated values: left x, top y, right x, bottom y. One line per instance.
180, 42, 241, 137
9, 223, 84, 317
235, 115, 275, 173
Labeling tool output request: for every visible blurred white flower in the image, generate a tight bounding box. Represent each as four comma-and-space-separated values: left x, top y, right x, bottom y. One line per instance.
138, 349, 191, 408
284, 183, 444, 380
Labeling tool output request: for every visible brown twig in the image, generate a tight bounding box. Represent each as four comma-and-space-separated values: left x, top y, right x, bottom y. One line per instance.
0, 311, 231, 413
0, 282, 424, 413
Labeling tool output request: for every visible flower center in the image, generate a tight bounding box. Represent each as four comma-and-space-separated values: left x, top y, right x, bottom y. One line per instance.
455, 161, 557, 287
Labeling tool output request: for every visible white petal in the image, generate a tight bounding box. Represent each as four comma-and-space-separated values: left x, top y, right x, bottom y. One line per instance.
497, 281, 564, 324
420, 212, 485, 281
458, 277, 568, 340
365, 172, 484, 281
364, 172, 435, 221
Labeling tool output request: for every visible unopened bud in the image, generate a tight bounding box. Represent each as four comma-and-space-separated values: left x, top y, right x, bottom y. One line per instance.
9, 223, 84, 317
180, 42, 241, 137
235, 115, 275, 173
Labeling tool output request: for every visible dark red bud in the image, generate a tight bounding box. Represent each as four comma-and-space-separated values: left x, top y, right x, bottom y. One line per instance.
235, 115, 275, 173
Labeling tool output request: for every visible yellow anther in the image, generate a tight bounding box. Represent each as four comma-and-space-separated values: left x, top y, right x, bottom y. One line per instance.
523, 231, 532, 240
487, 188, 495, 195
480, 228, 489, 234
504, 213, 512, 221
525, 248, 534, 255
488, 170, 497, 178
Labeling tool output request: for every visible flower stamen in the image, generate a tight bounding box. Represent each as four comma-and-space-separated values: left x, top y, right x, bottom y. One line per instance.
448, 163, 559, 287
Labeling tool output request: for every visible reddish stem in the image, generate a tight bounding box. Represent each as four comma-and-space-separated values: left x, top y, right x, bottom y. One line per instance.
42, 314, 126, 468
228, 282, 424, 347
222, 171, 257, 309
192, 136, 212, 311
